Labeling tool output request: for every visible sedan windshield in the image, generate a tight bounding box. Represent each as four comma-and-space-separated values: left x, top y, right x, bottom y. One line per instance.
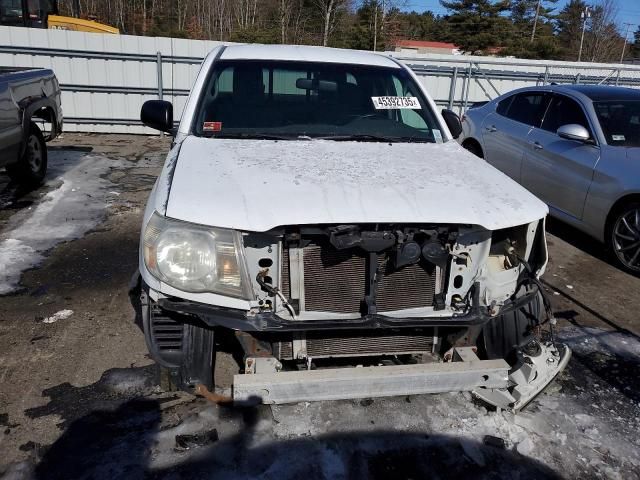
194, 60, 442, 143
594, 100, 640, 147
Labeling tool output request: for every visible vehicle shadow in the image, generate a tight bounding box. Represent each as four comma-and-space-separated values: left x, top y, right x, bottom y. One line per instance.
546, 217, 606, 259
31, 398, 563, 480
548, 282, 640, 340
545, 217, 637, 277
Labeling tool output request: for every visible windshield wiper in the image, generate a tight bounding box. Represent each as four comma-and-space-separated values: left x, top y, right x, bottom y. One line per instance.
316, 134, 399, 142
201, 132, 294, 140
317, 134, 433, 143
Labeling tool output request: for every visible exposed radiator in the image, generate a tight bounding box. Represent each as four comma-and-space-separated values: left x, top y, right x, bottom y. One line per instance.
281, 242, 437, 314
303, 244, 367, 313
273, 329, 435, 359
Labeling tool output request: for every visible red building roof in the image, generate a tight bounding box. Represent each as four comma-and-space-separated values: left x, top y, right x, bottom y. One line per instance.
394, 40, 458, 49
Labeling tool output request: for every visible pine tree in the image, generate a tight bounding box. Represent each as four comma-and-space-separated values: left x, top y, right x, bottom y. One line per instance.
507, 0, 559, 58
556, 0, 587, 60
440, 0, 513, 54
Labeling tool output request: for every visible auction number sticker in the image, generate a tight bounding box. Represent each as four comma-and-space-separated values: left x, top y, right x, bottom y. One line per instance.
371, 96, 421, 109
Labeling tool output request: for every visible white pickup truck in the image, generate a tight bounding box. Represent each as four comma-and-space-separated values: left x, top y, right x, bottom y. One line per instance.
0, 67, 63, 184
134, 45, 569, 410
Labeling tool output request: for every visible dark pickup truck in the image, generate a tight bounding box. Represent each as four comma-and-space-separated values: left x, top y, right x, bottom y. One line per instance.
0, 67, 63, 184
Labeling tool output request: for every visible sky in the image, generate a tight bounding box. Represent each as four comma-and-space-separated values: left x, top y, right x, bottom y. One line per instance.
404, 0, 640, 36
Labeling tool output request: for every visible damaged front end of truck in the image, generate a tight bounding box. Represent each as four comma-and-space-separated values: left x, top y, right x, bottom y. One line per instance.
136, 211, 569, 411
133, 45, 570, 411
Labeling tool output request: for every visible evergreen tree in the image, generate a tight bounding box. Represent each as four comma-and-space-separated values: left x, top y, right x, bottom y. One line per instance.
439, 0, 513, 54
556, 0, 587, 60
396, 11, 444, 40
507, 0, 559, 58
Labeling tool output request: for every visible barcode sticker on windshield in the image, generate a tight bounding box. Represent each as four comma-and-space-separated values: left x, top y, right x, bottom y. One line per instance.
612, 134, 625, 141
371, 96, 421, 109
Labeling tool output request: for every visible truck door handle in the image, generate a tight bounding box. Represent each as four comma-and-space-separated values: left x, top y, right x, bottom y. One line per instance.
532, 141, 543, 150
485, 125, 497, 132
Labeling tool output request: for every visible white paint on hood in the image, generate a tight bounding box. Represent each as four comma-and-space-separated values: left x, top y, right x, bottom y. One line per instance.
165, 137, 548, 232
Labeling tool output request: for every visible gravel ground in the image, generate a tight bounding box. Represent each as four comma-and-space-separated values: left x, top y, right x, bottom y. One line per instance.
0, 134, 639, 480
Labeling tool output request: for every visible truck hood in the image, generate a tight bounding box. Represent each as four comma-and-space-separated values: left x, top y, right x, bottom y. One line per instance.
165, 136, 548, 232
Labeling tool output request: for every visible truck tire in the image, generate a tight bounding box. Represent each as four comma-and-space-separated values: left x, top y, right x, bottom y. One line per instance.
141, 292, 216, 393
154, 322, 216, 393
6, 122, 48, 186
481, 291, 544, 362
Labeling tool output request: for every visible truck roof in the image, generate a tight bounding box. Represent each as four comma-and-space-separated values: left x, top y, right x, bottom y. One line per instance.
218, 44, 401, 69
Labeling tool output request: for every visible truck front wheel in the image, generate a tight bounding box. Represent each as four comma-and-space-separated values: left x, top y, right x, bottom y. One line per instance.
7, 122, 48, 186
481, 291, 545, 361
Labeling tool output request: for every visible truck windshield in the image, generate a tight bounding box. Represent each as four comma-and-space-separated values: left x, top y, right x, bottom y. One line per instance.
594, 100, 640, 147
194, 60, 442, 143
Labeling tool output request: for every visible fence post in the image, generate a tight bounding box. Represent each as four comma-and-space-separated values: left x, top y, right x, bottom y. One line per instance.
156, 51, 164, 137
575, 72, 581, 84
543, 66, 549, 85
615, 68, 621, 86
462, 62, 472, 114
156, 51, 164, 100
448, 67, 458, 110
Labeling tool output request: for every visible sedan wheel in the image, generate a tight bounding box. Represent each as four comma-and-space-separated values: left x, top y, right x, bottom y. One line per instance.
612, 204, 640, 272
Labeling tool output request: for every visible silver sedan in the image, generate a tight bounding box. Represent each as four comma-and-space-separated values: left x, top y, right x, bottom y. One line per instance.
459, 85, 640, 273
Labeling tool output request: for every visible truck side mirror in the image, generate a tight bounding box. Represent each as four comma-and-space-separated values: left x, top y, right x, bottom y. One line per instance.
441, 109, 462, 139
141, 100, 173, 133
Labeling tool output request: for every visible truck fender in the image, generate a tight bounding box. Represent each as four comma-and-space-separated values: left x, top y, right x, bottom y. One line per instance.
19, 97, 59, 154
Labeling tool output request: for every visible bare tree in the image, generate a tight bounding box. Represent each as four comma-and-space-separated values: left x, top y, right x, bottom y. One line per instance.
234, 0, 258, 30
280, 0, 293, 43
314, 0, 349, 46
585, 0, 622, 62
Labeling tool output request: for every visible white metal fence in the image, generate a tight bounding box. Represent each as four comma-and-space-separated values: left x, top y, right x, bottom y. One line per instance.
2, 25, 640, 134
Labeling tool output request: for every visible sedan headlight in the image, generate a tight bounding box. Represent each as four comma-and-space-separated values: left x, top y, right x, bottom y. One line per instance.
143, 212, 251, 298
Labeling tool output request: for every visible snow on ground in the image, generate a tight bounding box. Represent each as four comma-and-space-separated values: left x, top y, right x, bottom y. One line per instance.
150, 326, 637, 479
0, 152, 122, 295
42, 309, 73, 324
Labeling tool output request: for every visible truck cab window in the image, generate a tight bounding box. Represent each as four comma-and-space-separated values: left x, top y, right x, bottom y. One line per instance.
197, 60, 441, 142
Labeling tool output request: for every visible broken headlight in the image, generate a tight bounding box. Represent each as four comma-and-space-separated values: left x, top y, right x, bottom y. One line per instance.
143, 212, 251, 298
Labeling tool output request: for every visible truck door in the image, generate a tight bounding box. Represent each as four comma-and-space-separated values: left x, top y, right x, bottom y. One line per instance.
0, 77, 23, 166
521, 94, 600, 220
481, 91, 550, 182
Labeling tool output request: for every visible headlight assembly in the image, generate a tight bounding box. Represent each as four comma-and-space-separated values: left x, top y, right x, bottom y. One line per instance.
143, 212, 251, 298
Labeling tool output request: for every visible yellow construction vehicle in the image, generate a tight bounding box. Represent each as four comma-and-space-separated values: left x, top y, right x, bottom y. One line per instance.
1, 0, 119, 34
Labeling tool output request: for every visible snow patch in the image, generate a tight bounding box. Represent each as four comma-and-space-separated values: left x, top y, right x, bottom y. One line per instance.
42, 309, 73, 324
558, 325, 640, 360
0, 152, 122, 294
